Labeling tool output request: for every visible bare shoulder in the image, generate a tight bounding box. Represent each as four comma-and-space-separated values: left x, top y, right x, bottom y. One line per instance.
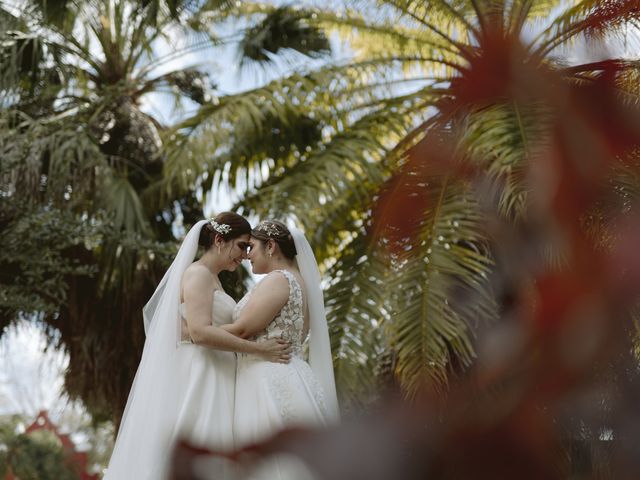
183, 263, 214, 288
262, 270, 290, 289
252, 271, 290, 302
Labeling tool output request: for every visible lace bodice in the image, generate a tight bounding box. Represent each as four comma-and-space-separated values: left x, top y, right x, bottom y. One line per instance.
179, 290, 235, 343
234, 270, 306, 356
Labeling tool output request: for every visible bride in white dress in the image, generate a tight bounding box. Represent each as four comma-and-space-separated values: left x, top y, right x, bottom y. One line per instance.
221, 220, 340, 453
104, 213, 290, 480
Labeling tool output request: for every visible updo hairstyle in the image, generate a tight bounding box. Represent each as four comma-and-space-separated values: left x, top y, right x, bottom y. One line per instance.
198, 212, 251, 250
251, 220, 297, 260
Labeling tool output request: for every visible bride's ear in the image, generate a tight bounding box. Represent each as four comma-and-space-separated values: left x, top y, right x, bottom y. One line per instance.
214, 233, 225, 248
267, 239, 276, 255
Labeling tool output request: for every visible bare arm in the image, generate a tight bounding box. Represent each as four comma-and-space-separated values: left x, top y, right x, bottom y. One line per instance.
182, 266, 288, 359
221, 272, 289, 339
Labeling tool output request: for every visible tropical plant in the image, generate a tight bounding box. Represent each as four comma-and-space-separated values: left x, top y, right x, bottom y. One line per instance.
167, 0, 640, 407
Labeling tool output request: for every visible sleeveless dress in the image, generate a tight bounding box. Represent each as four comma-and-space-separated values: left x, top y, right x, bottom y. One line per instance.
173, 289, 237, 449
104, 289, 237, 480
233, 270, 330, 447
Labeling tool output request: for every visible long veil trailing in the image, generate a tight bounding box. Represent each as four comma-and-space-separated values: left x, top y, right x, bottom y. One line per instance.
290, 227, 340, 420
104, 220, 208, 480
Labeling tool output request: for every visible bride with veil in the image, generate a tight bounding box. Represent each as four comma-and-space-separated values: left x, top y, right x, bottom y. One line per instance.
222, 220, 340, 468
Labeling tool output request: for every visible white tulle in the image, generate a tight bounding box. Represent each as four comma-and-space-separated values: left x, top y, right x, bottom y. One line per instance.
290, 227, 340, 420
104, 221, 236, 480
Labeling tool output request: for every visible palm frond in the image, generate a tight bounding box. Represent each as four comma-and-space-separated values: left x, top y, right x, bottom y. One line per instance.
583, 150, 640, 249
27, 0, 75, 30
238, 5, 331, 65
534, 0, 640, 57
142, 68, 216, 105
386, 177, 496, 396
163, 64, 349, 197
458, 102, 551, 220
325, 232, 390, 407
236, 91, 433, 225
371, 0, 471, 49
0, 112, 105, 206
506, 0, 563, 31
101, 173, 151, 235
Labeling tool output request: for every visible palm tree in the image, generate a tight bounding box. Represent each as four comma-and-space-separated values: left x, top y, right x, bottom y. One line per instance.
167, 0, 640, 407
0, 0, 330, 422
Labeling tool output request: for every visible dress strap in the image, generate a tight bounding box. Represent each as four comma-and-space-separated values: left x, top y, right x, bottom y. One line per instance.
273, 269, 301, 292
272, 269, 303, 313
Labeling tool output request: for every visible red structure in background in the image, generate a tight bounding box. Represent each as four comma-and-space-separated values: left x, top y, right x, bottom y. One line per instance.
3, 410, 100, 480
2, 467, 16, 480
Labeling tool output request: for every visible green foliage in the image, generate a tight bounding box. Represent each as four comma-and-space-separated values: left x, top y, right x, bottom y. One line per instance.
387, 179, 496, 395
0, 208, 99, 326
324, 234, 389, 402
239, 6, 331, 64
458, 102, 551, 220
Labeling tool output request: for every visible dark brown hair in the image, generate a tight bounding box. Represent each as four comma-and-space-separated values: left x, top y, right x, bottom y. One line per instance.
199, 212, 251, 250
251, 220, 297, 259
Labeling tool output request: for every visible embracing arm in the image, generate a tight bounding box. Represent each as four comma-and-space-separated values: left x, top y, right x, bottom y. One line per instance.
182, 266, 284, 356
221, 272, 290, 339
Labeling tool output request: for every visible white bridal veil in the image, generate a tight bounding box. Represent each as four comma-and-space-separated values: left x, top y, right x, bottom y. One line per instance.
104, 220, 208, 480
290, 227, 340, 420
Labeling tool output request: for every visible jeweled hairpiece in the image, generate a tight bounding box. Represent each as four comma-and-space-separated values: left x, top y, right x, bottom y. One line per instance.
210, 220, 232, 235
255, 221, 281, 237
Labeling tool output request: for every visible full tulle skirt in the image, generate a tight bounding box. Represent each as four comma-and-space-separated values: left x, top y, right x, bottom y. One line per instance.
104, 345, 236, 480
233, 355, 328, 480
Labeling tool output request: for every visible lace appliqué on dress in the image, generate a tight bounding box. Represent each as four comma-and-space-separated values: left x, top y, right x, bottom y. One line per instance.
239, 270, 306, 356
235, 270, 330, 423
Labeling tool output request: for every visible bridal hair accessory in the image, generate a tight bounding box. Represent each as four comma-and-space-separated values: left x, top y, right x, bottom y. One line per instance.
254, 221, 281, 237
210, 220, 232, 235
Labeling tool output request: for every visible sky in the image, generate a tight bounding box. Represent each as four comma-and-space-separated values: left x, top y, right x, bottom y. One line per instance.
0, 321, 100, 447
0, 322, 67, 416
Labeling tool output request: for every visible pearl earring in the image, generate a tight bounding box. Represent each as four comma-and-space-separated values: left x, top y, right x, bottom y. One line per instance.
268, 251, 272, 258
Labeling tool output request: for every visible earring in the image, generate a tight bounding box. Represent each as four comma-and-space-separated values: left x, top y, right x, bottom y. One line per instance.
217, 245, 221, 255
268, 251, 272, 258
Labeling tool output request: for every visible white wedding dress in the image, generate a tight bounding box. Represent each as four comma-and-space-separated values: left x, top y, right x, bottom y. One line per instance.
104, 289, 237, 480
173, 290, 237, 449
233, 270, 330, 448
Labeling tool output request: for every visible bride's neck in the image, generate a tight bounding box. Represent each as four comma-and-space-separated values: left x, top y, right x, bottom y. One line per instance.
269, 257, 296, 272
199, 249, 224, 275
